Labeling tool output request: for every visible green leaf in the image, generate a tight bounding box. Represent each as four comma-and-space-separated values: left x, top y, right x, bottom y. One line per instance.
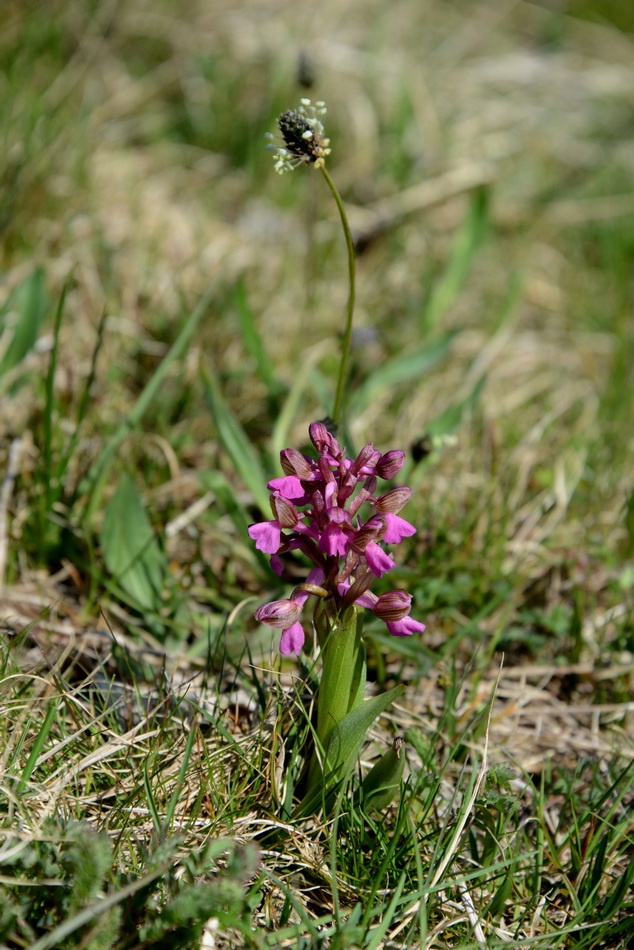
349, 332, 455, 417
316, 607, 363, 751
323, 684, 405, 791
202, 368, 270, 513
486, 865, 514, 918
359, 737, 406, 812
347, 639, 366, 714
421, 186, 489, 335
299, 683, 405, 817
101, 474, 167, 612
17, 701, 57, 796
233, 279, 283, 398
0, 266, 49, 381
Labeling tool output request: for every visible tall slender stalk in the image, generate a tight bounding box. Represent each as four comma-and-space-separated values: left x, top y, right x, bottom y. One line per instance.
319, 165, 356, 427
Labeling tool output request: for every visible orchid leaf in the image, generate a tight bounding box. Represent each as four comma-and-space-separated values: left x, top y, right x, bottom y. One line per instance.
316, 607, 363, 751
323, 684, 405, 792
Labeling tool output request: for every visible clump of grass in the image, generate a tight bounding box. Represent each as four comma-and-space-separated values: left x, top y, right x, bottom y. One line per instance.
2, 635, 633, 946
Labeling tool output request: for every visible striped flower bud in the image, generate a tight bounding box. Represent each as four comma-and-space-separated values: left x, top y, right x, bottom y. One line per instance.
373, 590, 412, 622
272, 494, 300, 529
376, 450, 405, 480
350, 442, 378, 476
280, 447, 314, 479
255, 599, 302, 629
352, 514, 385, 551
309, 421, 338, 454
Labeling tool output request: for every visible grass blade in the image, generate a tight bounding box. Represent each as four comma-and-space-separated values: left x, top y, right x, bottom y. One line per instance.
17, 701, 57, 796
202, 366, 270, 512
421, 186, 489, 335
233, 278, 283, 399
349, 332, 455, 417
80, 283, 217, 520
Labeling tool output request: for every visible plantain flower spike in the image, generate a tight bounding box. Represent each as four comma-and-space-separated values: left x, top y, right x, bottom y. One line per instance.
266, 99, 331, 174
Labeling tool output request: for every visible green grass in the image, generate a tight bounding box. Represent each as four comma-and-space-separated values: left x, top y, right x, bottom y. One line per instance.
1, 0, 633, 946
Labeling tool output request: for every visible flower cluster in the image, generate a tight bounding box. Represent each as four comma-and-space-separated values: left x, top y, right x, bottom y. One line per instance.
265, 99, 331, 174
249, 422, 425, 654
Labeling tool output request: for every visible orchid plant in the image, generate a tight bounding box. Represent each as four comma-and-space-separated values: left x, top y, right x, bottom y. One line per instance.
251, 100, 425, 813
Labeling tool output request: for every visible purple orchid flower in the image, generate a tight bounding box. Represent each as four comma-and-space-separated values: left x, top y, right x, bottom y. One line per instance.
249, 422, 425, 653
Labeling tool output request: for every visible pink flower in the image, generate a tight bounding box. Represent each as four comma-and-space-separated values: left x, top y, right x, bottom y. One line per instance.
364, 541, 395, 577
268, 475, 305, 499
386, 616, 426, 637
279, 621, 305, 654
382, 513, 417, 544
248, 519, 282, 554
249, 422, 424, 653
319, 507, 352, 557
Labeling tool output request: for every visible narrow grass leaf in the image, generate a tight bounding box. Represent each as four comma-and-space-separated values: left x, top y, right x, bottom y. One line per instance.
260, 868, 321, 941
597, 851, 634, 921
365, 872, 407, 950
55, 306, 106, 488
143, 759, 163, 837
233, 278, 282, 398
101, 473, 167, 613
349, 332, 455, 417
486, 865, 514, 918
17, 701, 57, 795
80, 283, 217, 519
587, 830, 610, 896
202, 367, 270, 513
623, 486, 634, 557
421, 186, 489, 335
408, 814, 429, 943
162, 726, 197, 834
42, 279, 68, 514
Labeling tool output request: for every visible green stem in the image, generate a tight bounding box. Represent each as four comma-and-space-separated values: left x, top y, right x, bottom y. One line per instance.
303, 606, 363, 805
319, 164, 356, 427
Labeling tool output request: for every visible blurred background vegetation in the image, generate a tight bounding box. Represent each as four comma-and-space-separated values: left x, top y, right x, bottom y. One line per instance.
2, 0, 632, 671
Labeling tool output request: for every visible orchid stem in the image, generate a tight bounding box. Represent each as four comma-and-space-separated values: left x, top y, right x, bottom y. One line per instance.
319, 164, 356, 427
